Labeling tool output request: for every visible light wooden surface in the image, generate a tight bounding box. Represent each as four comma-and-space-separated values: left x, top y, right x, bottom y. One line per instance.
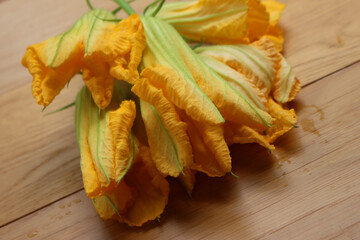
1, 0, 360, 239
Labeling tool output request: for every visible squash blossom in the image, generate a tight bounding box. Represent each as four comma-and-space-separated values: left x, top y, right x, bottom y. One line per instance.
20, 0, 301, 227
76, 82, 169, 226
195, 37, 300, 149
22, 10, 146, 109
131, 15, 281, 177
150, 0, 285, 50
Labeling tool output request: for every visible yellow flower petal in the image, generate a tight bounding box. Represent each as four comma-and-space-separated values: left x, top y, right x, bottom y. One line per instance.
83, 13, 146, 107
82, 60, 115, 109
22, 11, 145, 109
142, 17, 273, 129
135, 65, 232, 177
140, 66, 223, 125
224, 99, 297, 148
198, 54, 268, 111
104, 14, 146, 85
153, 0, 287, 46
121, 146, 169, 226
132, 77, 193, 177
265, 99, 297, 143
273, 54, 301, 103
195, 37, 279, 97
265, 25, 284, 52
76, 87, 101, 198
247, 0, 270, 42
224, 122, 275, 150
93, 145, 169, 227
92, 180, 134, 220
75, 84, 137, 198
108, 100, 137, 183
262, 0, 285, 26
177, 108, 232, 177
262, 0, 286, 51
153, 0, 249, 44
22, 42, 83, 107
22, 9, 115, 107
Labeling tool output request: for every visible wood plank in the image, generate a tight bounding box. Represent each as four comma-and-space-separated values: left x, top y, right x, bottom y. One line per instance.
0, 78, 84, 226
280, 0, 360, 85
1, 56, 360, 239
1, 0, 360, 228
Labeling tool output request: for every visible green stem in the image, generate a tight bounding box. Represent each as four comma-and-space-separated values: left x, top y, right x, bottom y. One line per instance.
113, 0, 135, 15
44, 102, 75, 116
151, 0, 165, 17
112, 0, 136, 14
112, 6, 123, 15
86, 0, 94, 10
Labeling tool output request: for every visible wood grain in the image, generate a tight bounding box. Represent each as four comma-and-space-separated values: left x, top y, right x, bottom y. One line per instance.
280, 0, 360, 86
1, 57, 360, 240
1, 0, 360, 234
0, 78, 84, 226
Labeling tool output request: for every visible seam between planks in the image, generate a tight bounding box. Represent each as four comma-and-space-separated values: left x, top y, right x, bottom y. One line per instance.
0, 188, 84, 229
301, 59, 360, 89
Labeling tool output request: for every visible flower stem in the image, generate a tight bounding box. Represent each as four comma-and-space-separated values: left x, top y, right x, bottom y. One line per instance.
113, 0, 135, 15
86, 0, 94, 10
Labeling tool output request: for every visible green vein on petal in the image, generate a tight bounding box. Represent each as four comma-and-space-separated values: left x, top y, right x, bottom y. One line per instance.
151, 105, 184, 175
97, 107, 110, 182
105, 195, 122, 219
117, 132, 136, 184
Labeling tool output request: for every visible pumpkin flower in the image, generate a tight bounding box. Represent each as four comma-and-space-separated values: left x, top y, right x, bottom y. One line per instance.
195, 37, 301, 104
151, 0, 283, 47
147, 0, 249, 44
129, 16, 275, 177
22, 10, 146, 109
195, 37, 300, 148
76, 82, 169, 226
75, 82, 137, 198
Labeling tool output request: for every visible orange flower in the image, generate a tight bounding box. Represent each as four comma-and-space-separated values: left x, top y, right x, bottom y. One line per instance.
75, 83, 137, 198
22, 10, 145, 109
152, 0, 284, 48
195, 37, 300, 148
76, 82, 169, 226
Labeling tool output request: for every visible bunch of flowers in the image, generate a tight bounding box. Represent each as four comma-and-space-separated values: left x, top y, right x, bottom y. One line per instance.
22, 0, 300, 226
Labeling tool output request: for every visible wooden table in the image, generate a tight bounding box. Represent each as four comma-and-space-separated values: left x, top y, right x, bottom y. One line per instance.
1, 0, 360, 239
